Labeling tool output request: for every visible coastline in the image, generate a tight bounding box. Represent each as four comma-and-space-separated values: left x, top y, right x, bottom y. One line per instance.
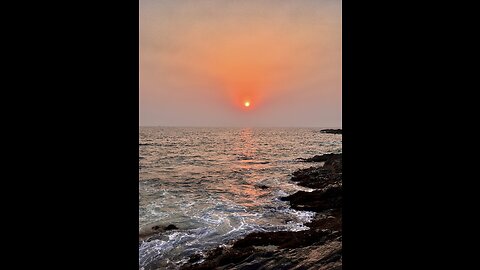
181, 153, 342, 270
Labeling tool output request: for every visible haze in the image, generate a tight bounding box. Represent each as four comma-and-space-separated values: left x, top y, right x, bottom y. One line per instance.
140, 0, 341, 127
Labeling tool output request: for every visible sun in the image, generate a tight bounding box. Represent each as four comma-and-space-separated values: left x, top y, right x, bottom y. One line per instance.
244, 101, 250, 107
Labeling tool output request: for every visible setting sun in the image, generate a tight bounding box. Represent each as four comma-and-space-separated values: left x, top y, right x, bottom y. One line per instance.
244, 101, 251, 107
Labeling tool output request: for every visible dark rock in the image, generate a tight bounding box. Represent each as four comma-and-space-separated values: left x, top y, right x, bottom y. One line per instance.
291, 153, 342, 189
233, 229, 333, 249
258, 185, 269, 189
165, 224, 178, 230
181, 210, 342, 270
320, 129, 342, 134
282, 186, 342, 212
318, 249, 342, 264
291, 167, 341, 189
187, 253, 203, 264
299, 153, 342, 163
147, 224, 177, 233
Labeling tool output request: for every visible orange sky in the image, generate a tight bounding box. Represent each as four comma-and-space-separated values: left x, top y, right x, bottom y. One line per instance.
140, 0, 341, 127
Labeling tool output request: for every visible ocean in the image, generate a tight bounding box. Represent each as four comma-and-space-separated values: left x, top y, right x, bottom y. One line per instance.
139, 127, 342, 269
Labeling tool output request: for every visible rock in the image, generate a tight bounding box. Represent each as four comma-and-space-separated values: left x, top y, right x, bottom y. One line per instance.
291, 167, 341, 189
320, 129, 342, 134
299, 153, 342, 163
149, 224, 178, 232
187, 253, 203, 264
282, 186, 342, 212
295, 155, 342, 191
165, 224, 178, 230
180, 215, 342, 270
291, 153, 342, 189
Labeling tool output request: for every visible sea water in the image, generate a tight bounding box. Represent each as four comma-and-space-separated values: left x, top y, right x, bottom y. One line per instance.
139, 127, 341, 269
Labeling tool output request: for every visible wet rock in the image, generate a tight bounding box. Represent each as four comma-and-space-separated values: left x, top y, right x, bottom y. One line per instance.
318, 248, 342, 264
233, 228, 334, 250
140, 223, 179, 241
299, 153, 342, 163
292, 154, 342, 190
165, 224, 178, 230
181, 230, 342, 270
187, 253, 203, 264
291, 167, 341, 189
282, 186, 342, 212
151, 224, 178, 232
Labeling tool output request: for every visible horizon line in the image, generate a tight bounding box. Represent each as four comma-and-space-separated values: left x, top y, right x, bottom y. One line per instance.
139, 125, 342, 129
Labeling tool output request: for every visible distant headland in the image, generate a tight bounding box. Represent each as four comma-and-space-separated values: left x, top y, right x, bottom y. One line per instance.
320, 129, 342, 134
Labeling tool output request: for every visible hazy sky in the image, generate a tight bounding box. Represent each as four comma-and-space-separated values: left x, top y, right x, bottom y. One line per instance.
140, 0, 341, 127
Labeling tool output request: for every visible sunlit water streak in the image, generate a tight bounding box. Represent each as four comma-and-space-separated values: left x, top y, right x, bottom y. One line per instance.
139, 127, 342, 269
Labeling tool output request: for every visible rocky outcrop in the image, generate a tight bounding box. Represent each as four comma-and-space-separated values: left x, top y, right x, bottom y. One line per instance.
320, 129, 342, 134
293, 154, 342, 189
139, 224, 179, 242
299, 153, 342, 163
282, 186, 342, 212
181, 153, 342, 270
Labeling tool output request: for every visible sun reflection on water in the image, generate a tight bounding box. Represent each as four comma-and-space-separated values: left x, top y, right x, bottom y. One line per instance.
226, 128, 271, 207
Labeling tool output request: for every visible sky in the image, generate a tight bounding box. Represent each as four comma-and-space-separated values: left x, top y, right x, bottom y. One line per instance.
140, 0, 341, 127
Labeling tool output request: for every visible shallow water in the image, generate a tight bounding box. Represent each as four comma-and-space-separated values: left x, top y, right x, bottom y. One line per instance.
139, 127, 342, 269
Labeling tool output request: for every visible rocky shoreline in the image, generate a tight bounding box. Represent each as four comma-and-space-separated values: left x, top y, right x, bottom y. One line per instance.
181, 153, 342, 270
